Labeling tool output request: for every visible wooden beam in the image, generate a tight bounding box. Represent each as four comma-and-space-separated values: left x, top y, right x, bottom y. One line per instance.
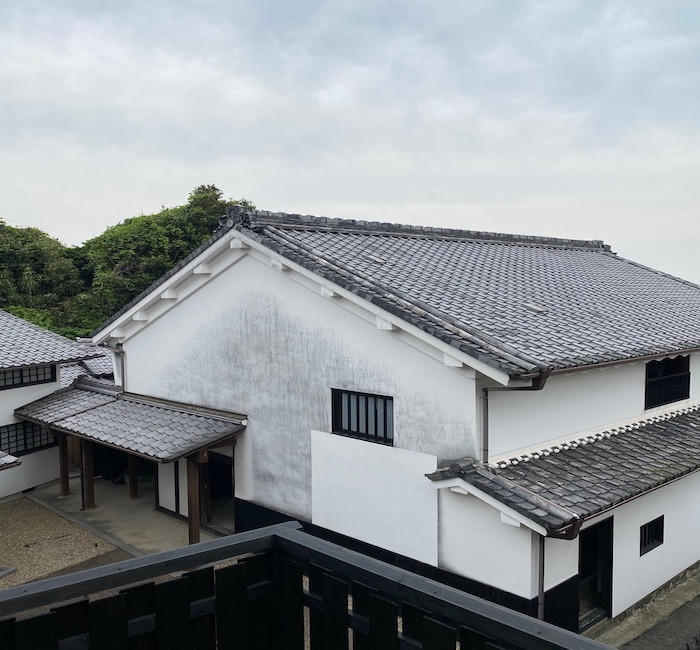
187, 457, 200, 545
82, 440, 95, 510
128, 455, 139, 499
58, 432, 70, 497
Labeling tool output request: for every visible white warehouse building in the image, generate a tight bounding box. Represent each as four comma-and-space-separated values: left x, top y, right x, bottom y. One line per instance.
15, 208, 700, 633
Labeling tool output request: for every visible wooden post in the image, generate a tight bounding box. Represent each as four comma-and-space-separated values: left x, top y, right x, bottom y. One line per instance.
231, 440, 236, 533
187, 456, 200, 545
82, 440, 95, 509
128, 455, 139, 499
58, 432, 70, 497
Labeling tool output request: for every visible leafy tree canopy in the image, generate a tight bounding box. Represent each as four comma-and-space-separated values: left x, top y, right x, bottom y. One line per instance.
0, 185, 252, 337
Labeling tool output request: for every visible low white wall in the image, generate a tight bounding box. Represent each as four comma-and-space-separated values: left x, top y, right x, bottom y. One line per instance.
609, 470, 700, 616
311, 429, 438, 566
544, 536, 578, 591
0, 447, 59, 498
438, 489, 535, 597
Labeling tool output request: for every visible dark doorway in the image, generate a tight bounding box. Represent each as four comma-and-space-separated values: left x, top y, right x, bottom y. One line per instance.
578, 518, 613, 630
201, 451, 235, 533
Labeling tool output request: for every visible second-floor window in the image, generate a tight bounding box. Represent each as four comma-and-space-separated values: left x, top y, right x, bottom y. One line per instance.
644, 356, 690, 409
0, 365, 56, 391
331, 389, 393, 445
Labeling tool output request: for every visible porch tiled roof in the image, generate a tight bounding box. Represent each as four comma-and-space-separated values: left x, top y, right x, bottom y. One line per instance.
15, 377, 246, 462
427, 404, 700, 536
0, 309, 98, 371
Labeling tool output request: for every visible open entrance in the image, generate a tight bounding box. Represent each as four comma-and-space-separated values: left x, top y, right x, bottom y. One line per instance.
201, 450, 235, 534
578, 517, 613, 630
92, 445, 156, 503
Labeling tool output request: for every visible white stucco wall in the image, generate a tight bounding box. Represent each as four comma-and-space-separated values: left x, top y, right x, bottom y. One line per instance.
311, 429, 438, 565
123, 253, 478, 521
438, 489, 535, 597
0, 446, 59, 498
0, 374, 60, 424
157, 463, 176, 512
544, 536, 578, 591
489, 354, 700, 458
608, 470, 700, 616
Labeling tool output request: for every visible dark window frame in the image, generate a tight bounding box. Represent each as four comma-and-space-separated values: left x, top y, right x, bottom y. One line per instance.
0, 421, 56, 457
640, 515, 664, 556
0, 365, 56, 391
644, 356, 690, 410
331, 388, 394, 446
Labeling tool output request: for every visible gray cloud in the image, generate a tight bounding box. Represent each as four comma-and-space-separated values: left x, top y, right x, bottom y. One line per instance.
1, 1, 699, 282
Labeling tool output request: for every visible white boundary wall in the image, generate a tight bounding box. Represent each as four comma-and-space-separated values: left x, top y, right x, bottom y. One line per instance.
311, 429, 438, 566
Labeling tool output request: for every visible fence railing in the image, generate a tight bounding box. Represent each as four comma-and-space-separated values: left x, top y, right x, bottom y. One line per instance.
0, 521, 611, 649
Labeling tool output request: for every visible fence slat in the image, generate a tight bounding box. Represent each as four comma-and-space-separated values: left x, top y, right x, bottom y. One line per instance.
88, 594, 128, 650
460, 626, 503, 650
422, 616, 456, 650
243, 555, 272, 650
320, 573, 348, 650
276, 557, 304, 649
215, 563, 248, 650
14, 612, 57, 650
367, 593, 398, 650
0, 618, 14, 650
121, 582, 156, 650
52, 600, 89, 643
400, 604, 424, 643
155, 578, 189, 650
186, 568, 215, 650
352, 582, 371, 650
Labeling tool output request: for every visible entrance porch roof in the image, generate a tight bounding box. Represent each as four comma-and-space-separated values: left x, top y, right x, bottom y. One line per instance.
15, 377, 246, 462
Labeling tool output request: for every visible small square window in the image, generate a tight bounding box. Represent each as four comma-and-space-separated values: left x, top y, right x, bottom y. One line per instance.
645, 356, 690, 409
640, 516, 664, 556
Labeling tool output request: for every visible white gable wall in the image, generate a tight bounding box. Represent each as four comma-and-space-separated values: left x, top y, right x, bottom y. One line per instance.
122, 253, 479, 521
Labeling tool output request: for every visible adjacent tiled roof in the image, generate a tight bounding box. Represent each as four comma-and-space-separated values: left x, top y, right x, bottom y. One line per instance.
92, 208, 700, 378
427, 404, 700, 535
0, 309, 99, 371
0, 451, 20, 472
60, 348, 113, 387
15, 377, 246, 462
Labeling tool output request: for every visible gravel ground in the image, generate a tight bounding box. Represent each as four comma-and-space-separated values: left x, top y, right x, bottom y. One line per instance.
0, 497, 115, 589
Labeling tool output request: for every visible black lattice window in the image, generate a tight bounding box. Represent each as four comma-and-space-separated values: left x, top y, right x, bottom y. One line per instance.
0, 422, 55, 456
645, 356, 690, 409
640, 516, 664, 556
0, 365, 56, 391
332, 389, 393, 445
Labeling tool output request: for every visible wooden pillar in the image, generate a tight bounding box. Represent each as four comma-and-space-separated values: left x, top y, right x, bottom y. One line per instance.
231, 440, 236, 533
58, 432, 70, 497
128, 455, 139, 499
187, 456, 200, 545
82, 440, 95, 509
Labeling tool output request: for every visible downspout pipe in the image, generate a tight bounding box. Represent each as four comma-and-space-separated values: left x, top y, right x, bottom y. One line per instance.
537, 533, 546, 620
481, 369, 551, 464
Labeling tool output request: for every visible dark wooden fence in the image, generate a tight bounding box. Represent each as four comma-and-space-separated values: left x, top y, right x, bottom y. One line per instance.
0, 521, 611, 650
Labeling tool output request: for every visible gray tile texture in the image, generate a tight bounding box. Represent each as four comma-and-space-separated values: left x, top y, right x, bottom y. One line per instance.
0, 309, 98, 370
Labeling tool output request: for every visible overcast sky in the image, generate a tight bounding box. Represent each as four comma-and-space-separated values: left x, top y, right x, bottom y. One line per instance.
2, 1, 699, 281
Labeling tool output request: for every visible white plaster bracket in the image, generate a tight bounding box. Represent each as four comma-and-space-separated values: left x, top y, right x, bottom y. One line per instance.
193, 263, 211, 275
376, 317, 396, 331
109, 327, 126, 339
132, 310, 149, 322
443, 353, 463, 368
160, 289, 178, 300
271, 259, 289, 272
320, 286, 337, 298
500, 512, 521, 528
230, 239, 249, 250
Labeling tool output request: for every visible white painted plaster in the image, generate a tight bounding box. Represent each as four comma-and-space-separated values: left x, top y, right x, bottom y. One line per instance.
157, 463, 175, 512
607, 470, 700, 617
438, 488, 535, 598
123, 253, 479, 521
544, 536, 579, 591
178, 461, 188, 517
0, 376, 60, 424
311, 430, 438, 566
0, 447, 59, 498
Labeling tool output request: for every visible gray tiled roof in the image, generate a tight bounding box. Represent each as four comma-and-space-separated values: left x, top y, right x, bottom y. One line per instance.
93, 208, 700, 377
0, 451, 20, 472
60, 348, 113, 387
16, 377, 246, 462
427, 405, 700, 535
0, 309, 98, 371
